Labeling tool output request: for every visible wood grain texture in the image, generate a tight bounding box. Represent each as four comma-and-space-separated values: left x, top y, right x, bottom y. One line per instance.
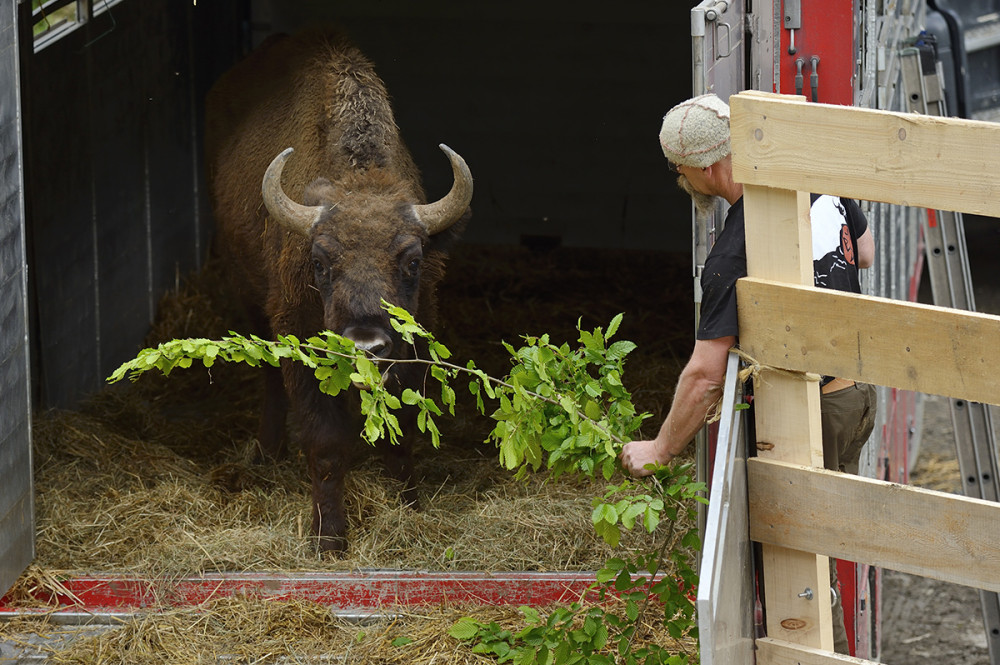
736, 276, 1000, 406
744, 173, 832, 650
730, 92, 1000, 217
743, 185, 812, 285
756, 637, 875, 664
751, 371, 825, 466
760, 544, 834, 649
749, 458, 1000, 592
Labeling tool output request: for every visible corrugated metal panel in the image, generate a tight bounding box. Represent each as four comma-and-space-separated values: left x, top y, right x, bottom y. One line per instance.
0, 0, 34, 597
23, 0, 243, 408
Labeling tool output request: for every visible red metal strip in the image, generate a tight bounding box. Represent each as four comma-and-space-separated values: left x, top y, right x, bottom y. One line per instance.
1, 571, 661, 616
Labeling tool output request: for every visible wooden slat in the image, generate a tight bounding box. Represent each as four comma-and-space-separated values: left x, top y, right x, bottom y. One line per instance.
750, 368, 825, 467
748, 458, 1000, 592
729, 92, 1000, 218
759, 544, 833, 647
736, 277, 1000, 406
743, 185, 812, 285
744, 184, 833, 651
756, 637, 875, 664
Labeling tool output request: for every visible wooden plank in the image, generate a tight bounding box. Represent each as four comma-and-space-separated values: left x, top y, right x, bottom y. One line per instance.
736, 277, 1000, 407
743, 184, 833, 651
730, 92, 1000, 218
756, 636, 876, 664
751, 370, 825, 467
743, 185, 812, 286
760, 545, 834, 647
748, 458, 1000, 592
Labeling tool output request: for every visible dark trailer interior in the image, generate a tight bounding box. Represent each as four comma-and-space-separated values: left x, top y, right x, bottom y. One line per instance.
1, 0, 695, 594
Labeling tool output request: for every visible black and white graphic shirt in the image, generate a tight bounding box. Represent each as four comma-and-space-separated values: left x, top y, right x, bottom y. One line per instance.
811, 194, 866, 293
696, 194, 868, 341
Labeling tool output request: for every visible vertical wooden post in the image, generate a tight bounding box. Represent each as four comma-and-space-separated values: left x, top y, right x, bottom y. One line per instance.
741, 184, 834, 650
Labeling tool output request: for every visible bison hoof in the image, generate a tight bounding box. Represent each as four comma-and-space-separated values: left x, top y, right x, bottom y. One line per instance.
252, 439, 288, 464
317, 534, 348, 555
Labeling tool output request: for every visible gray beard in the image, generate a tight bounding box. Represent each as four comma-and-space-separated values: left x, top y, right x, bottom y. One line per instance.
677, 174, 717, 216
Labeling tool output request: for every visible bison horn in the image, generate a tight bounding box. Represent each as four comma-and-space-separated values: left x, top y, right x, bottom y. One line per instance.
261, 148, 326, 237
412, 144, 473, 235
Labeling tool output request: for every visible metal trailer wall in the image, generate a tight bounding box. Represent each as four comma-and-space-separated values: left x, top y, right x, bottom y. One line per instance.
17, 0, 699, 409
0, 0, 32, 600
19, 0, 244, 409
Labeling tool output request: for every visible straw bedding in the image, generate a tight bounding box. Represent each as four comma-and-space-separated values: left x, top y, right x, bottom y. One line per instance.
2, 597, 694, 664
24, 244, 695, 574
3, 244, 698, 661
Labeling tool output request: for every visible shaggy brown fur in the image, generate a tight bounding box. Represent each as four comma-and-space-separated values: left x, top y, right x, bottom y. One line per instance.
205, 27, 469, 553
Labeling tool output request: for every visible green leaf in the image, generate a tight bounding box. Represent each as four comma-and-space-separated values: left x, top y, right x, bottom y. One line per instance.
520, 605, 541, 625
607, 340, 637, 361
592, 519, 620, 548
499, 438, 521, 470
592, 622, 609, 650
448, 618, 481, 641
584, 400, 602, 421
391, 636, 413, 647
580, 327, 604, 352
643, 506, 661, 533
621, 503, 646, 530
606, 313, 623, 339
590, 503, 617, 526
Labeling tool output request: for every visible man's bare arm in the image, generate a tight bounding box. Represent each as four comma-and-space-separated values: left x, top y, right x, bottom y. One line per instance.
620, 335, 734, 476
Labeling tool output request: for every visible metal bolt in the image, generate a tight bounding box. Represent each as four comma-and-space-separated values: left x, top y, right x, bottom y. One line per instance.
798, 588, 814, 601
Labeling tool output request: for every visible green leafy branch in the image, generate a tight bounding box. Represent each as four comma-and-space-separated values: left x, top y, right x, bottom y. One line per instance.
447, 461, 705, 665
108, 304, 707, 663
110, 305, 647, 468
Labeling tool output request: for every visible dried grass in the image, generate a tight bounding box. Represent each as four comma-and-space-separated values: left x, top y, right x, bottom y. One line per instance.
27, 244, 693, 576
10, 244, 696, 660
1, 596, 696, 664
909, 453, 962, 493
30, 405, 670, 576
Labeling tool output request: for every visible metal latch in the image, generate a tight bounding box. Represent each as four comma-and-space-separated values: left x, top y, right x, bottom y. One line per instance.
784, 0, 801, 54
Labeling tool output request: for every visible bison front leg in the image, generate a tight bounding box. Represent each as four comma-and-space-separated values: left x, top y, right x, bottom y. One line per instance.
378, 403, 420, 509
255, 364, 289, 462
304, 435, 350, 553
286, 364, 353, 553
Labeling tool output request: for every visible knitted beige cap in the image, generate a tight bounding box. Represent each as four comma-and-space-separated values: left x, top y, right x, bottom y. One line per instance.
658, 93, 731, 168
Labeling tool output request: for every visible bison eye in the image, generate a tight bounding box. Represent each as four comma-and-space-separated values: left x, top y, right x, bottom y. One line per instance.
405, 257, 421, 276
312, 258, 324, 275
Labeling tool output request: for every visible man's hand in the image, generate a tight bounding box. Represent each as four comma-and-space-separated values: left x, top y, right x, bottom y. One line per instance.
619, 336, 733, 479
620, 439, 673, 477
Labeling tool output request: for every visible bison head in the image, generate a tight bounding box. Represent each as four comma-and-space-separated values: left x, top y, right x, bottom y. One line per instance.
260, 145, 472, 363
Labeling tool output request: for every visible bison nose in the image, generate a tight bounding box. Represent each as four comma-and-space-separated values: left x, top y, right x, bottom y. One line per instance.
342, 326, 394, 359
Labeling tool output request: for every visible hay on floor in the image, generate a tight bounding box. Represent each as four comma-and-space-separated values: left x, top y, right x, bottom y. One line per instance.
6, 244, 699, 661
25, 244, 694, 578
0, 596, 697, 664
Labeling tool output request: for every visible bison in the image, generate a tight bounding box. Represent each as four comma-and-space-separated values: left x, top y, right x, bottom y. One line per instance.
204, 28, 472, 553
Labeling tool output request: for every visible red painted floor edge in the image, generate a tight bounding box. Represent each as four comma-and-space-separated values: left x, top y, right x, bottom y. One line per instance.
1, 571, 650, 615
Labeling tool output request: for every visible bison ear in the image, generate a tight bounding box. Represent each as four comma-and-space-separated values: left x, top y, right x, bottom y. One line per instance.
302, 178, 337, 208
